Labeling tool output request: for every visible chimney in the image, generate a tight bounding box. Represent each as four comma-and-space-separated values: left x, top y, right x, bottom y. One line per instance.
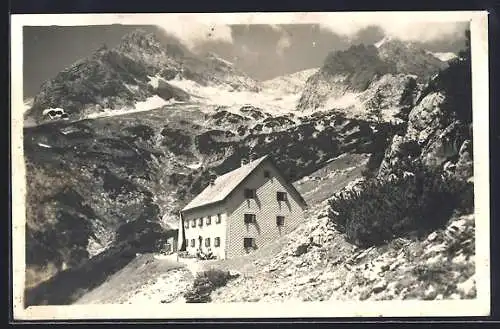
248, 152, 255, 163
209, 173, 217, 185
240, 157, 248, 167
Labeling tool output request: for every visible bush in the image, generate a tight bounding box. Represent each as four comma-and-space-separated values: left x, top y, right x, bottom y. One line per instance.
328, 160, 473, 247
183, 269, 233, 303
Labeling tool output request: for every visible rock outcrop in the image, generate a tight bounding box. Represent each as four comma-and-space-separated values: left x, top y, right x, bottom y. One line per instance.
378, 55, 473, 181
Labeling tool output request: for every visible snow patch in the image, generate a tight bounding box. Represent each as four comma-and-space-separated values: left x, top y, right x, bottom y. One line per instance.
186, 162, 203, 170
86, 95, 175, 119
323, 92, 362, 111
124, 83, 140, 92
148, 75, 164, 89
375, 36, 392, 48
135, 95, 170, 111
262, 68, 319, 94
430, 52, 458, 62
315, 123, 325, 132
207, 52, 234, 67
37, 143, 52, 148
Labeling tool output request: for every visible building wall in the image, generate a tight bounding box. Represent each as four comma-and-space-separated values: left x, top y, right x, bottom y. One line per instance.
180, 204, 228, 259
165, 236, 178, 253
225, 161, 306, 259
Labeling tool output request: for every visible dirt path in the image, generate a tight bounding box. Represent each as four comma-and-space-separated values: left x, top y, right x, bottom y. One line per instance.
74, 254, 192, 304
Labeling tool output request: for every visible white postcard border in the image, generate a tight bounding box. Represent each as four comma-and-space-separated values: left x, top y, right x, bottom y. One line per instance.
10, 11, 490, 320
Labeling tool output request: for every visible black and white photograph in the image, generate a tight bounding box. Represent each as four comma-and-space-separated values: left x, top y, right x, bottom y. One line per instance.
10, 12, 490, 320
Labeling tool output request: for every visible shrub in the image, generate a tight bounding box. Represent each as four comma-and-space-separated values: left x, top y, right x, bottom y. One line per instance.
328, 160, 473, 247
183, 269, 233, 303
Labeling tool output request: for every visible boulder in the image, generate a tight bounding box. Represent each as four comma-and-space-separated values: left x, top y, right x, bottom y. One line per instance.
372, 279, 388, 294
293, 242, 310, 257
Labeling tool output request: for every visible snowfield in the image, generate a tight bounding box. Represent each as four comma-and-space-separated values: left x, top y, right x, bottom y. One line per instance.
86, 95, 180, 120
261, 68, 319, 94
322, 92, 361, 111
167, 76, 304, 116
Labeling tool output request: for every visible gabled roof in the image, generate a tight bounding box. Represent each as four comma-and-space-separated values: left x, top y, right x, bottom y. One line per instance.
181, 155, 308, 213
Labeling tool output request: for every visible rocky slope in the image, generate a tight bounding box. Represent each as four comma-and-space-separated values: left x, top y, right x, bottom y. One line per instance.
296, 39, 448, 120
210, 203, 475, 302
24, 29, 260, 124
378, 50, 473, 181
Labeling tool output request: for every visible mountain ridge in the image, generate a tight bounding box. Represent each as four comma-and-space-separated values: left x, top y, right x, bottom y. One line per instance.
25, 29, 261, 125
296, 38, 448, 114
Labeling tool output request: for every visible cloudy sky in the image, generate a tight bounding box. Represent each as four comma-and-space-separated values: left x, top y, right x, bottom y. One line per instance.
23, 20, 469, 98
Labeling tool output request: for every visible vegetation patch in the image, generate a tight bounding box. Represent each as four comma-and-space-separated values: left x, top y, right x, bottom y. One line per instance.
328, 160, 474, 247
183, 269, 237, 303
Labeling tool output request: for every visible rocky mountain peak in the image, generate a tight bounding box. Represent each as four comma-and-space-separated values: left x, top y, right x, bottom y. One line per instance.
118, 29, 166, 55
296, 35, 450, 113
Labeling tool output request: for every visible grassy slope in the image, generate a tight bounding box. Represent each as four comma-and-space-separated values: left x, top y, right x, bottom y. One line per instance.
74, 254, 189, 304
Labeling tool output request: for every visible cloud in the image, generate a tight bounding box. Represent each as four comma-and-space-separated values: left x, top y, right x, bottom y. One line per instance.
152, 17, 233, 49
268, 25, 292, 56
276, 33, 292, 56
318, 19, 468, 42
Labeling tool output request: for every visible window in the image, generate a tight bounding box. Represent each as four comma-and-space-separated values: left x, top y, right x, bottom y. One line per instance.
277, 191, 288, 202
198, 218, 203, 227
216, 214, 222, 224
244, 213, 256, 224
206, 216, 211, 225
184, 221, 189, 229
184, 239, 188, 247
264, 170, 271, 178
214, 237, 220, 247
244, 188, 256, 199
205, 238, 211, 247
190, 239, 195, 247
276, 216, 285, 226
244, 238, 255, 248
191, 219, 196, 228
